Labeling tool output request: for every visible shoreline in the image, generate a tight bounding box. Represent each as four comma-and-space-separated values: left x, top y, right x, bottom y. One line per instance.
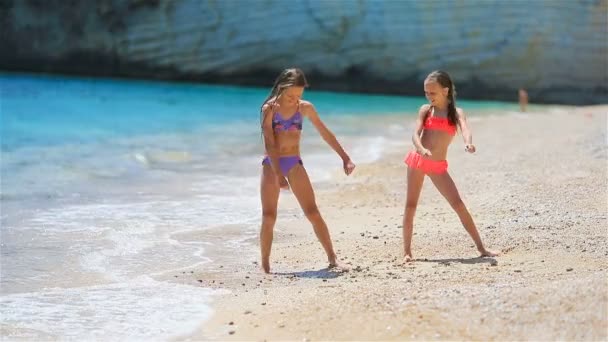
177, 105, 607, 340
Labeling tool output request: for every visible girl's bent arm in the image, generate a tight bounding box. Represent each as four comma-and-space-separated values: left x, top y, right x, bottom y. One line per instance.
262, 104, 284, 177
412, 105, 430, 154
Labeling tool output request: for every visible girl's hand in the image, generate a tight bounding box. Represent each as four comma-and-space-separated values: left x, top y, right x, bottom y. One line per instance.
465, 144, 476, 153
418, 148, 432, 156
343, 159, 356, 175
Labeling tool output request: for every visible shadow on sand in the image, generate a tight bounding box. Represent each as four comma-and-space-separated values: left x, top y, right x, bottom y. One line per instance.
273, 267, 347, 279
418, 256, 498, 266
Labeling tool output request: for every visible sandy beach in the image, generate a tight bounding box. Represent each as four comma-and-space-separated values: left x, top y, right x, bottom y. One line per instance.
175, 105, 607, 341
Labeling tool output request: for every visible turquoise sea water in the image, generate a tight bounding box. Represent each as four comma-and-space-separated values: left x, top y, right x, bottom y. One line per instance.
0, 73, 516, 339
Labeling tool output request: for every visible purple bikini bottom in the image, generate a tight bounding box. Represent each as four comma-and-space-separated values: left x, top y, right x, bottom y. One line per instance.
262, 156, 303, 175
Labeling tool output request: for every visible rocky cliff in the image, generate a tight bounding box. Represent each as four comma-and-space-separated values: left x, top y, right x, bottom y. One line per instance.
2, 0, 607, 104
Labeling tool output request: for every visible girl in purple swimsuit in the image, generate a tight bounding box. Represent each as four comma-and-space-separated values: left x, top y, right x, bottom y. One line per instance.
259, 68, 356, 273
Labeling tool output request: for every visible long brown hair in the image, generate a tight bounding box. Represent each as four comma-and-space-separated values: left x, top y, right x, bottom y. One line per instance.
260, 68, 309, 131
425, 70, 458, 126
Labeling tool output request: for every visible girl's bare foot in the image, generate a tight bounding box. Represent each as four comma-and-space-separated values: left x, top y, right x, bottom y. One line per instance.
479, 248, 500, 257
403, 253, 414, 263
328, 255, 349, 272
328, 261, 349, 272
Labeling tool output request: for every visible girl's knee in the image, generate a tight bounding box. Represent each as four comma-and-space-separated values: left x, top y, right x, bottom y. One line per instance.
262, 210, 277, 222
303, 206, 321, 220
405, 201, 418, 211
450, 198, 465, 211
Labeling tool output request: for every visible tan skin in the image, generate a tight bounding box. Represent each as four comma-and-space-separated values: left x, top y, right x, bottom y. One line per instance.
403, 80, 499, 262
261, 86, 355, 273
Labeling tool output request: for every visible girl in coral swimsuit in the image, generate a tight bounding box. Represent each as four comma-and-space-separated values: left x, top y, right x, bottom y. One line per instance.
403, 70, 499, 262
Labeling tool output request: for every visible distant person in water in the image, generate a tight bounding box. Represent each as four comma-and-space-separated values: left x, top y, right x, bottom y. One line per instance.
259, 68, 355, 273
402, 70, 499, 262
518, 88, 529, 112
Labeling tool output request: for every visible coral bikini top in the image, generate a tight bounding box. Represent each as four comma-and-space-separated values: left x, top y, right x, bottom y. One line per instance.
423, 108, 457, 136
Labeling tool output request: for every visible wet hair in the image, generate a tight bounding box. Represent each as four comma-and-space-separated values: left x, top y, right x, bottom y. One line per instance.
425, 70, 458, 126
260, 68, 309, 131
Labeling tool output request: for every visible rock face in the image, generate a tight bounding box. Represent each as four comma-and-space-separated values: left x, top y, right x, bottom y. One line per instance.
2, 0, 607, 104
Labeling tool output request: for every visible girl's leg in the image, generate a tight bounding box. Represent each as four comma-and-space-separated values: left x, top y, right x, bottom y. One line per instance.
403, 167, 425, 262
260, 164, 280, 273
287, 165, 340, 267
428, 172, 499, 257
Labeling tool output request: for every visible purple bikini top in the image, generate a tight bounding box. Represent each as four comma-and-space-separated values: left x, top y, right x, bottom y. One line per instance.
272, 112, 303, 133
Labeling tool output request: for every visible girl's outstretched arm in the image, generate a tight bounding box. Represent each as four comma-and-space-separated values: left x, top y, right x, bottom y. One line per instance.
413, 104, 432, 155
301, 101, 355, 175
456, 107, 476, 153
